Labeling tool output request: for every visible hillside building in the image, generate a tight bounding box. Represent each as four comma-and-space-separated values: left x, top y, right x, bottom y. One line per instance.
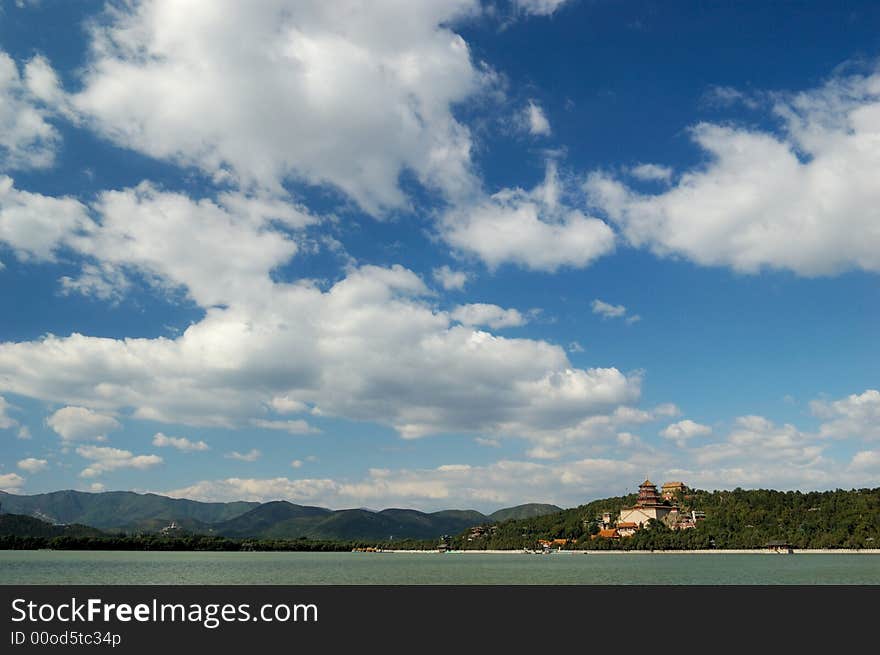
661, 481, 688, 501
616, 479, 677, 536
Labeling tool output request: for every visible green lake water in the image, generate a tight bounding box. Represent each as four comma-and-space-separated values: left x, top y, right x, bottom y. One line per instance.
1, 551, 878, 584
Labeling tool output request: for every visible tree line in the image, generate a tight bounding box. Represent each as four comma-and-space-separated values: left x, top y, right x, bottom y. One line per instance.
449, 487, 880, 550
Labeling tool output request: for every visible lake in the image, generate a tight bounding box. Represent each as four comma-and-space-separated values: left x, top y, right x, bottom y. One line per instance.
1, 550, 879, 584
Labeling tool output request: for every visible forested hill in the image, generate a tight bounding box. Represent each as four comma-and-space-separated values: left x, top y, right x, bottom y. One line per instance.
456, 487, 880, 550
0, 490, 562, 541
0, 513, 105, 539
0, 489, 259, 531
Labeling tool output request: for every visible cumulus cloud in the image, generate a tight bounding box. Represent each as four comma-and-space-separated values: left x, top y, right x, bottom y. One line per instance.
524, 100, 551, 136
629, 163, 672, 183
0, 6, 634, 457
225, 449, 262, 462
689, 416, 823, 469
164, 457, 640, 510
513, 0, 571, 17
0, 263, 640, 440
591, 298, 640, 324
2, 179, 315, 306
586, 67, 880, 276
442, 161, 615, 271
450, 303, 526, 329
46, 406, 120, 443
661, 419, 712, 446
152, 432, 210, 452
267, 396, 309, 415
0, 177, 92, 262
849, 450, 880, 471
812, 389, 880, 441
670, 391, 880, 491
0, 395, 17, 429
513, 403, 671, 456
250, 419, 318, 435
525, 446, 562, 460
0, 472, 25, 492
432, 265, 469, 291
76, 445, 162, 478
69, 0, 486, 214
163, 397, 880, 509
591, 299, 626, 319
0, 51, 60, 171
69, 183, 315, 308
17, 457, 48, 473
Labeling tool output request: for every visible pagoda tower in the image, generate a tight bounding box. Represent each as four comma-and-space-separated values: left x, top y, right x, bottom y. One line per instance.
635, 479, 663, 507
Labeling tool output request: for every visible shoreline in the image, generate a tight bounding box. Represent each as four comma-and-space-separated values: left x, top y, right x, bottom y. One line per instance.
381, 548, 880, 555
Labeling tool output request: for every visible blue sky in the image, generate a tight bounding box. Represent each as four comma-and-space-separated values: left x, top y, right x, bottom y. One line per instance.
0, 0, 878, 511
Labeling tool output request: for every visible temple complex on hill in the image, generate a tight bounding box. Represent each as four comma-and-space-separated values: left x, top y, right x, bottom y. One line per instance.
616, 479, 676, 536
594, 479, 703, 539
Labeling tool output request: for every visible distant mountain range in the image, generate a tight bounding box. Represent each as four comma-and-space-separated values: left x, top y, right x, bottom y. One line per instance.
0, 490, 561, 541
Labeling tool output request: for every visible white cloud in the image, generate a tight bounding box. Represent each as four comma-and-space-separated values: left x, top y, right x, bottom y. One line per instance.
629, 163, 672, 183
70, 0, 485, 214
163, 403, 880, 510
0, 264, 639, 440
849, 450, 880, 471
250, 419, 318, 435
589, 299, 641, 324
475, 437, 501, 448
0, 395, 17, 429
152, 432, 210, 452
442, 161, 615, 271
164, 457, 638, 510
812, 389, 880, 441
524, 100, 551, 136
703, 85, 760, 110
59, 263, 132, 302
508, 402, 670, 456
590, 299, 626, 319
586, 67, 880, 276
89, 482, 105, 492
661, 419, 712, 446
0, 472, 25, 492
17, 457, 48, 473
567, 341, 584, 353
290, 459, 303, 469
225, 449, 262, 462
0, 176, 92, 262
689, 415, 823, 469
69, 183, 314, 308
513, 0, 571, 17
76, 445, 162, 478
450, 303, 526, 329
268, 396, 309, 415
525, 446, 562, 459
0, 51, 59, 171
46, 406, 120, 443
432, 265, 469, 291
17, 426, 31, 440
